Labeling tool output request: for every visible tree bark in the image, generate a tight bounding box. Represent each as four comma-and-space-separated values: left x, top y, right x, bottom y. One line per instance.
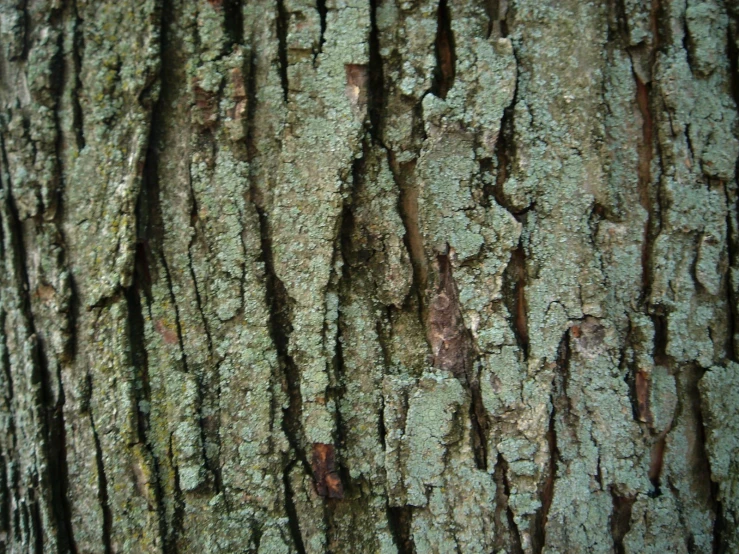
0, 0, 738, 552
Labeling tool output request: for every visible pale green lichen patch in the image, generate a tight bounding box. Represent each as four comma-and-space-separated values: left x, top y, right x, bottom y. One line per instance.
699, 363, 739, 552
65, 0, 161, 306
543, 319, 650, 552
384, 370, 497, 552
270, 0, 370, 445
623, 494, 690, 554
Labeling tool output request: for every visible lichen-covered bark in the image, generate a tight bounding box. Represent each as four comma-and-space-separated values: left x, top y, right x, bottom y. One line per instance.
1, 0, 738, 552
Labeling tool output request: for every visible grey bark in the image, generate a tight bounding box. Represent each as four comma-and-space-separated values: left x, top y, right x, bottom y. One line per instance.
0, 0, 738, 552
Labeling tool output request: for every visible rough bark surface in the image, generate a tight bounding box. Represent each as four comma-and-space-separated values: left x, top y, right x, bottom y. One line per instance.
0, 0, 737, 552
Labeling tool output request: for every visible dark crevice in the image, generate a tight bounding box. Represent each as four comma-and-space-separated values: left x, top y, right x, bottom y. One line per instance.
492, 454, 513, 553
36, 331, 74, 554
634, 77, 654, 173
132, 161, 156, 435
729, 23, 739, 111
367, 0, 384, 142
502, 243, 529, 360
329, 296, 348, 500
610, 490, 635, 554
533, 332, 570, 552
648, 432, 666, 496
87, 387, 112, 554
315, 0, 327, 62
532, 395, 557, 554
16, 503, 26, 551
221, 0, 244, 48
495, 454, 524, 554
11, 471, 21, 546
684, 122, 695, 164
48, 375, 76, 554
387, 506, 414, 554
251, 522, 263, 553
612, 0, 629, 42
70, 0, 86, 150
10, 460, 20, 547
486, 0, 509, 38
633, 69, 657, 304
283, 461, 307, 554
15, 500, 25, 550
432, 0, 455, 100
651, 310, 669, 366
649, 0, 663, 54
29, 483, 43, 554
17, 0, 29, 61
491, 85, 524, 216
389, 154, 428, 325
158, 253, 191, 373
468, 375, 488, 470
275, 0, 289, 101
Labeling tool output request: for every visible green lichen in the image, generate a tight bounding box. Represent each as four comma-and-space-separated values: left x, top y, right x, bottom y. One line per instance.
699, 363, 739, 552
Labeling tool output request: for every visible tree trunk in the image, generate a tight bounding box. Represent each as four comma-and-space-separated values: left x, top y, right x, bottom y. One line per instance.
1, 0, 738, 552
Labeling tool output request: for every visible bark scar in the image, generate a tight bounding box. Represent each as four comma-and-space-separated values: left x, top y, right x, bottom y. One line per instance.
311, 443, 343, 499
428, 249, 470, 375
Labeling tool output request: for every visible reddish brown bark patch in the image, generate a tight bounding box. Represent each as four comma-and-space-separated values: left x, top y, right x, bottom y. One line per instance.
311, 443, 343, 499
192, 78, 218, 128
155, 319, 179, 345
635, 370, 653, 425
428, 251, 471, 376
345, 64, 368, 107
